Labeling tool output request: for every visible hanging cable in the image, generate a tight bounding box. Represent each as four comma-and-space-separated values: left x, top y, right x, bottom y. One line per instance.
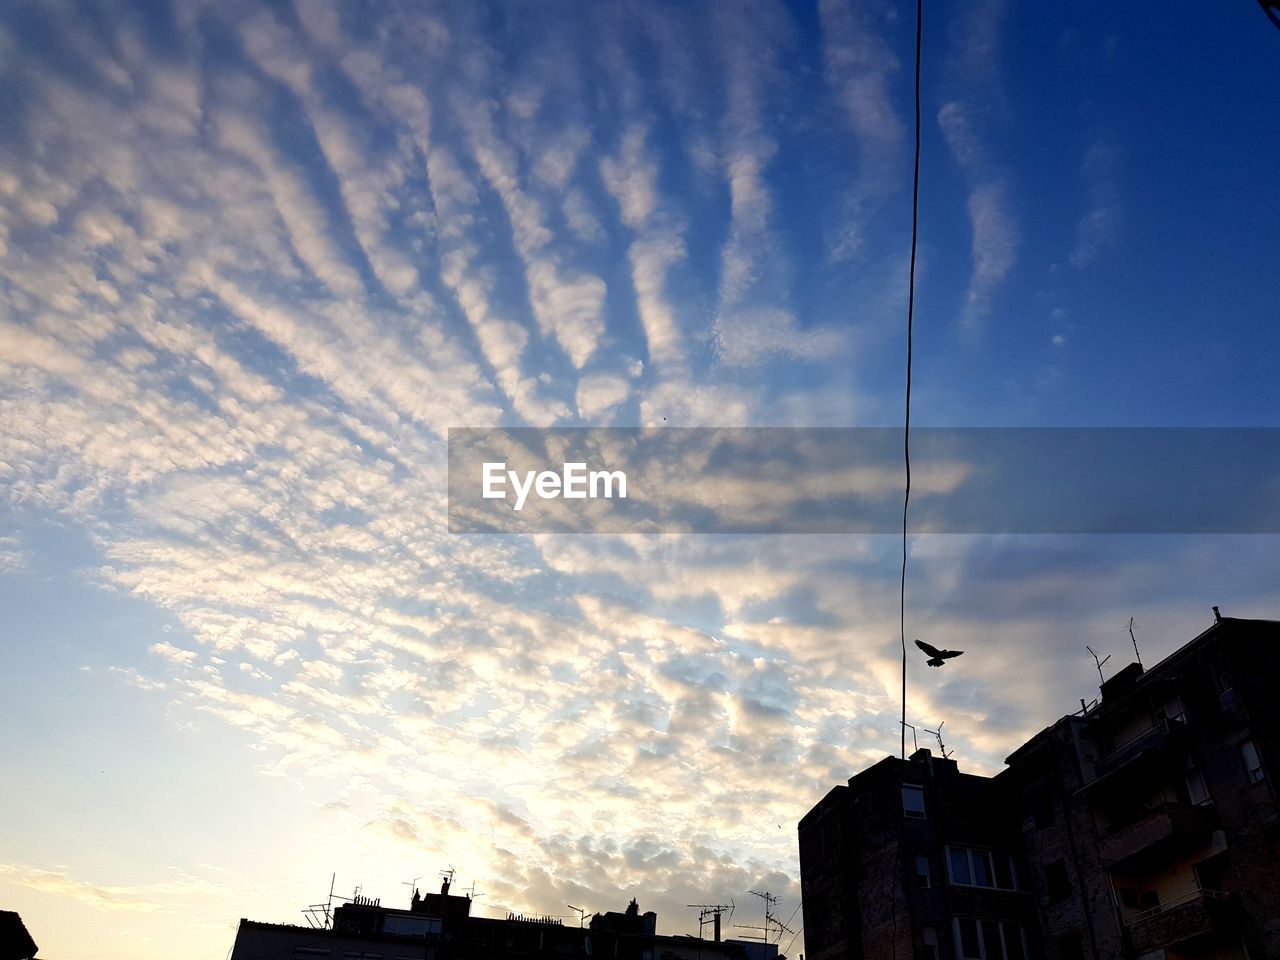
900, 0, 923, 762
892, 5, 923, 960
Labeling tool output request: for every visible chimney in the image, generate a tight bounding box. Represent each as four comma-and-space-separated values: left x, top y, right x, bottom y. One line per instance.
441, 877, 451, 895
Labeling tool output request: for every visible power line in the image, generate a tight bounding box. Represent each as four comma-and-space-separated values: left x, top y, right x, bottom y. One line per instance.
894, 10, 924, 960
900, 0, 923, 765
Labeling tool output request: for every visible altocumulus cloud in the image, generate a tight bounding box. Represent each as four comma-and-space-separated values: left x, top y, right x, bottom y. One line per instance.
2, 2, 1278, 956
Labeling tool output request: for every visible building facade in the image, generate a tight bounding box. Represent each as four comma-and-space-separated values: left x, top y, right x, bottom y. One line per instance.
799, 615, 1280, 960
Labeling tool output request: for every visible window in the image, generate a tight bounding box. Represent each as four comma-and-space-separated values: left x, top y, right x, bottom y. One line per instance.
1117, 886, 1138, 909
915, 855, 931, 888
953, 918, 1026, 960
902, 784, 926, 818
383, 915, 440, 938
1046, 859, 1071, 903
1211, 652, 1234, 695
916, 926, 939, 960
1185, 765, 1211, 805
1241, 740, 1265, 783
946, 846, 1018, 890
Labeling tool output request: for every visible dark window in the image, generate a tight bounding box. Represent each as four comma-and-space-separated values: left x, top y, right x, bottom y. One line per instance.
1212, 652, 1234, 695
1117, 886, 1137, 908
1241, 740, 1265, 783
947, 846, 1017, 890
1005, 925, 1026, 960
957, 918, 982, 959
953, 918, 1024, 960
981, 921, 1004, 959
915, 855, 931, 888
1140, 889, 1160, 910
1185, 763, 1211, 805
972, 851, 992, 887
1047, 859, 1071, 902
992, 852, 1015, 890
903, 784, 927, 818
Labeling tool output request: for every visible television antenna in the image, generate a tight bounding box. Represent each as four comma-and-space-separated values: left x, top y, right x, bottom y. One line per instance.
1128, 617, 1142, 666
687, 901, 734, 940
735, 891, 793, 944
301, 873, 337, 929
1087, 645, 1112, 684
402, 875, 422, 900
922, 720, 952, 760
567, 904, 588, 928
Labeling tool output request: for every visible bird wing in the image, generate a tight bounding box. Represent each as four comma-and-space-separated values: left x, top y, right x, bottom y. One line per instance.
915, 639, 941, 657
937, 649, 964, 659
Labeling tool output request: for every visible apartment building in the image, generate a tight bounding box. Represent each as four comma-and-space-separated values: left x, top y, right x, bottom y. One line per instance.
799, 615, 1280, 960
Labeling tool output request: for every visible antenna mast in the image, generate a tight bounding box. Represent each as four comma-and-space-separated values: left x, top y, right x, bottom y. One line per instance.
301, 873, 337, 929
902, 721, 919, 754
1086, 645, 1112, 685
688, 902, 734, 942
923, 720, 952, 760
735, 891, 794, 944
1128, 617, 1142, 666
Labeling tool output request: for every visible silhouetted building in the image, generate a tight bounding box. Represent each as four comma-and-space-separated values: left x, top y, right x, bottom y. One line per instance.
229, 878, 783, 960
0, 912, 37, 960
800, 747, 1034, 960
800, 615, 1280, 960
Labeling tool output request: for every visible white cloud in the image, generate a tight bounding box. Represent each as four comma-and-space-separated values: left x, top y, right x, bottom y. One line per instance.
1069, 138, 1122, 267
575, 373, 631, 421
964, 180, 1019, 323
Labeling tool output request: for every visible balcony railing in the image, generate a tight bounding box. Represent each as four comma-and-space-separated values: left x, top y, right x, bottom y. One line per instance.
1082, 716, 1187, 790
1127, 889, 1235, 954
1129, 887, 1229, 925
1099, 802, 1216, 869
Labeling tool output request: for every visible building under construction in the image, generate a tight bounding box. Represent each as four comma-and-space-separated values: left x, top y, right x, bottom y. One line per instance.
799, 614, 1280, 960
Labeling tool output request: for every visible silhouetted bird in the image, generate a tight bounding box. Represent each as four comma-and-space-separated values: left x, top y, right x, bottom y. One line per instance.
915, 639, 964, 668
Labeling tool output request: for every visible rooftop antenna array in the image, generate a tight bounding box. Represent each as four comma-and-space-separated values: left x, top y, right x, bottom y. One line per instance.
735, 890, 794, 944
567, 904, 588, 928
1087, 645, 1112, 685
402, 875, 422, 900
1129, 618, 1143, 667
687, 901, 735, 941
923, 720, 952, 760
301, 873, 337, 929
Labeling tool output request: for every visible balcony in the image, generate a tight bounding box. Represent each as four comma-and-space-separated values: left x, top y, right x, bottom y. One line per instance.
1127, 889, 1237, 954
1099, 802, 1217, 870
1081, 717, 1188, 792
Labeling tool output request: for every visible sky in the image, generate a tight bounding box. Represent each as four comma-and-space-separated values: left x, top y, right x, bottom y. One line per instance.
1, 1, 1279, 957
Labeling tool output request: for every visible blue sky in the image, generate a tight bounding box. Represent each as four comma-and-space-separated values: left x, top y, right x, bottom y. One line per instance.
1, 1, 1279, 957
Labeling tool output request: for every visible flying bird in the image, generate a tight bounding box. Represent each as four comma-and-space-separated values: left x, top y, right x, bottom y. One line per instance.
915, 639, 964, 668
